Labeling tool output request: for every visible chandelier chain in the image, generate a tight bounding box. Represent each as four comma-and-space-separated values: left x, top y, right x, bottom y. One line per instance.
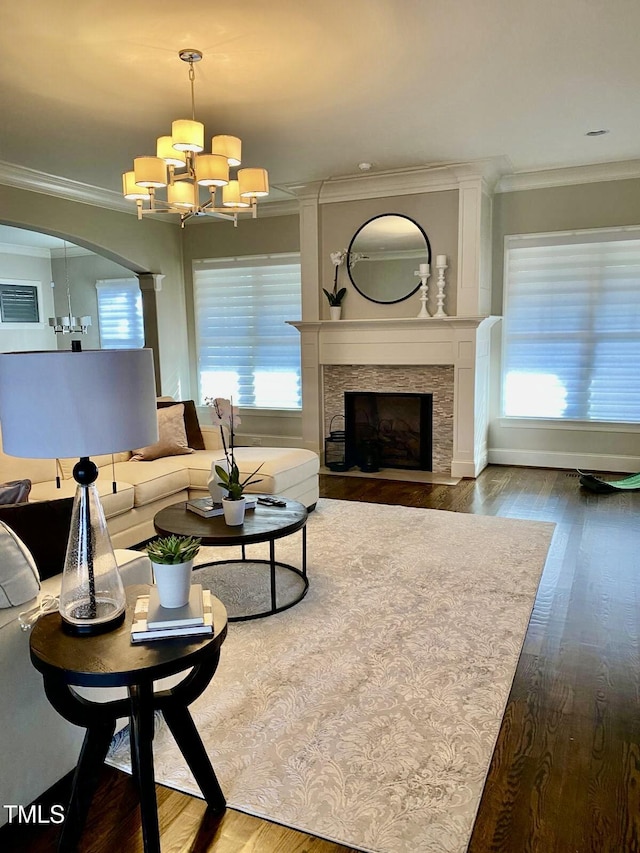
189, 61, 196, 121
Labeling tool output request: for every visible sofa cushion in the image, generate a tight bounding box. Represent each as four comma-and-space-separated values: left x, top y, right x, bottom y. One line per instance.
157, 399, 205, 450
57, 452, 131, 481
112, 457, 190, 507
0, 520, 40, 608
188, 447, 319, 495
131, 403, 194, 462
29, 477, 135, 520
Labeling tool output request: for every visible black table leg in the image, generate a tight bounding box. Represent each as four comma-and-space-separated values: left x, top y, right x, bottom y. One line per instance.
302, 524, 307, 578
57, 721, 116, 852
162, 703, 226, 812
269, 539, 276, 612
129, 682, 161, 853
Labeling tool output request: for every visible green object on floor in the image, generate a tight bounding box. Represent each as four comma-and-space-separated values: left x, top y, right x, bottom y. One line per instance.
578, 471, 640, 493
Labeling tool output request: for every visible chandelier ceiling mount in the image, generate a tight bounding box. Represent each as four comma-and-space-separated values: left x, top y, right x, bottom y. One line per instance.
122, 49, 269, 227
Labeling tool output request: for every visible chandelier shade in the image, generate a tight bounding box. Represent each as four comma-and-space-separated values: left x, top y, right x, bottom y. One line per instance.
212, 135, 242, 166
122, 171, 150, 200
167, 181, 197, 209
156, 136, 187, 167
134, 156, 167, 188
238, 167, 269, 198
195, 154, 229, 187
222, 180, 250, 207
122, 49, 268, 226
171, 119, 204, 152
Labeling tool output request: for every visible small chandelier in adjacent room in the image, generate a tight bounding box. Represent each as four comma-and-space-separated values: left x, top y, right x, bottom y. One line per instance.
122, 49, 269, 227
49, 241, 92, 335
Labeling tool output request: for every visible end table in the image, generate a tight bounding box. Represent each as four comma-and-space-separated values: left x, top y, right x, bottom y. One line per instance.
29, 585, 228, 853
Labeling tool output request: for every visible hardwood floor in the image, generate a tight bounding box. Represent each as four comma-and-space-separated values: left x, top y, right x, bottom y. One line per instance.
3, 465, 639, 852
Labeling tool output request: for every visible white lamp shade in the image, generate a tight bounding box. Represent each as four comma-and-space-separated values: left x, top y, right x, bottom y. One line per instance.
222, 180, 251, 207
122, 171, 150, 200
238, 167, 269, 197
195, 154, 229, 187
171, 119, 204, 152
212, 135, 242, 166
168, 180, 197, 209
0, 349, 159, 459
156, 136, 187, 168
134, 156, 167, 188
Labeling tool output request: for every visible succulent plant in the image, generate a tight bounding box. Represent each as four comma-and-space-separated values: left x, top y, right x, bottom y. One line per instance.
145, 534, 201, 565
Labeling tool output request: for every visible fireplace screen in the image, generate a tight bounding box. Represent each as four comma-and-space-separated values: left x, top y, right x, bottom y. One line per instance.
344, 392, 433, 471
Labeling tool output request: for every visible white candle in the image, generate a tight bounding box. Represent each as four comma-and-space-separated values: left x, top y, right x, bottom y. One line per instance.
436, 255, 447, 266
419, 263, 429, 275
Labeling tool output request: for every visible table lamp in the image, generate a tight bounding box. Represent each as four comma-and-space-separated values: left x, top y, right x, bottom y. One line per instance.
0, 346, 158, 635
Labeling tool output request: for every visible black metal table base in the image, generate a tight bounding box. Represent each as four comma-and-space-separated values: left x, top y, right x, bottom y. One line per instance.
195, 525, 308, 621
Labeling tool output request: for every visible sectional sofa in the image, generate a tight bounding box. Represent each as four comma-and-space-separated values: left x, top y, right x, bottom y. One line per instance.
0, 400, 319, 549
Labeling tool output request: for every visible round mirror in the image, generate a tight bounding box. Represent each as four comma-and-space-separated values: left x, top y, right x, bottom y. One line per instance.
346, 214, 431, 304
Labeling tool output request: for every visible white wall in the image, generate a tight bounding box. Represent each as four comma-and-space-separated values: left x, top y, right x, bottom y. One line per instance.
0, 246, 55, 351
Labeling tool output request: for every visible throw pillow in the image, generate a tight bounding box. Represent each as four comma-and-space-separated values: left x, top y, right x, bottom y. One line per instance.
156, 399, 205, 450
0, 520, 40, 608
0, 479, 32, 505
131, 403, 194, 462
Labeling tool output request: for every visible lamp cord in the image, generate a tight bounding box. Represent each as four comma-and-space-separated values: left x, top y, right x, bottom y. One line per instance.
19, 594, 59, 631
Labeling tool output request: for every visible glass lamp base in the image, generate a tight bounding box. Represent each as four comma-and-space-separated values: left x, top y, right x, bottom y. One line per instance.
62, 606, 125, 636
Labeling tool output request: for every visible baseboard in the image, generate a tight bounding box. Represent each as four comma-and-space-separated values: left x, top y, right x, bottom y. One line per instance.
488, 448, 640, 473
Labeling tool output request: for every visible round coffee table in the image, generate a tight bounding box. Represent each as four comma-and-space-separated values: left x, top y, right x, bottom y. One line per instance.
153, 496, 308, 621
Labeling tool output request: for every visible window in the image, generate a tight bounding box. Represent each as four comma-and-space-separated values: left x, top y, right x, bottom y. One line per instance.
96, 279, 144, 348
502, 229, 640, 423
193, 255, 302, 409
0, 281, 40, 325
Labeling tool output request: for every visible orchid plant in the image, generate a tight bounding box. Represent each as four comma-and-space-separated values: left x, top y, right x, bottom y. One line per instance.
205, 397, 263, 500
323, 249, 348, 306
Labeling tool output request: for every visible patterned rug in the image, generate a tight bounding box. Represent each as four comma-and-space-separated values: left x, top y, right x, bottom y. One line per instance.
107, 499, 555, 853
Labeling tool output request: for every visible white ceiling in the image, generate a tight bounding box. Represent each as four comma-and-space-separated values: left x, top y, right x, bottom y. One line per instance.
1, 0, 639, 204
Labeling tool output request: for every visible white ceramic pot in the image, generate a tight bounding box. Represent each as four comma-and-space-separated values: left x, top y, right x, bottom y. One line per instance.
329, 305, 342, 321
222, 495, 246, 526
151, 559, 193, 608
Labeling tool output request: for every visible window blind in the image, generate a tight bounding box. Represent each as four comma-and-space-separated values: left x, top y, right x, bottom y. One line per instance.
0, 283, 39, 323
193, 257, 302, 409
96, 279, 144, 349
502, 231, 640, 423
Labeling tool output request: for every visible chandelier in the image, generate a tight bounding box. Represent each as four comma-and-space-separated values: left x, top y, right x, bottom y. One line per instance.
49, 241, 92, 334
122, 49, 269, 227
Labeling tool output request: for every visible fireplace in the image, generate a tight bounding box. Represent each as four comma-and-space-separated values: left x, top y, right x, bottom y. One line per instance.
345, 391, 433, 472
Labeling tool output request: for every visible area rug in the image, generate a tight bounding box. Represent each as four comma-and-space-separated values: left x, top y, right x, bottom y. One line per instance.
107, 499, 555, 853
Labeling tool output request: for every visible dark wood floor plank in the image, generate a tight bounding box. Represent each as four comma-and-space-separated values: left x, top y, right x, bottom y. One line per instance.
2, 465, 640, 852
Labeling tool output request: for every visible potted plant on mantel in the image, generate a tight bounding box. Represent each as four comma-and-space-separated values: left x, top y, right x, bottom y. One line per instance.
205, 397, 264, 526
324, 250, 348, 320
146, 534, 201, 608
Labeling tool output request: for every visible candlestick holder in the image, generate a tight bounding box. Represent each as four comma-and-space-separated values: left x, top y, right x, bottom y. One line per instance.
414, 269, 431, 318
434, 260, 448, 318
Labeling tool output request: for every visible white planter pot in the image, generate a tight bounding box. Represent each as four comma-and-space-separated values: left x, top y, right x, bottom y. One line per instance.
329, 305, 342, 321
222, 496, 246, 526
151, 559, 193, 608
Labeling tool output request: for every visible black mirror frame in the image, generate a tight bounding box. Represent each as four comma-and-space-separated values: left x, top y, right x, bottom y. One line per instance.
346, 213, 432, 305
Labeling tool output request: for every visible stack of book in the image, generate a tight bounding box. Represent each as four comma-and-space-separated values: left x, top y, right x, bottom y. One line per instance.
186, 495, 258, 517
130, 583, 214, 643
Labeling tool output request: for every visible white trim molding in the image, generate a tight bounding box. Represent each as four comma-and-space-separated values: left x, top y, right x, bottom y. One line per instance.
496, 158, 640, 193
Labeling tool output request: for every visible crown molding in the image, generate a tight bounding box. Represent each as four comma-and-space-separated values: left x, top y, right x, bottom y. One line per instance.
496, 159, 640, 193
0, 241, 51, 258
0, 160, 131, 212
281, 158, 511, 204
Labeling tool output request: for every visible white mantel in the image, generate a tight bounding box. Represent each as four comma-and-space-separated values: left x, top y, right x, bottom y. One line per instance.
289, 316, 501, 478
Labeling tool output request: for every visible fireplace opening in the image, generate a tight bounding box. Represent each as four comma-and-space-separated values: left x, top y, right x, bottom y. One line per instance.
344, 391, 433, 472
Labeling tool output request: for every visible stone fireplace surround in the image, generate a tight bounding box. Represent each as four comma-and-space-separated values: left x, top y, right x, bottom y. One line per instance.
324, 365, 454, 474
